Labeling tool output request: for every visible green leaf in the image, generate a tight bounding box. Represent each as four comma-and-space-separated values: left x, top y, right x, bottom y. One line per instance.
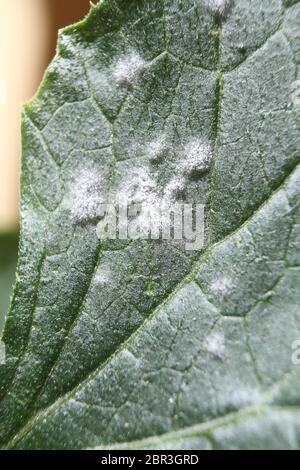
0, 0, 300, 450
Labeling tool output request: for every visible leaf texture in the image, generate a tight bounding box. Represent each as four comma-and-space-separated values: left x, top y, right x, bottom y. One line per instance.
0, 0, 300, 450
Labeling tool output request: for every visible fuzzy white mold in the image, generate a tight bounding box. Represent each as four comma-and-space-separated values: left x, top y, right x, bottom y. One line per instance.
206, 0, 229, 14
183, 139, 212, 175
204, 332, 225, 359
163, 176, 185, 203
69, 166, 104, 223
0, 80, 6, 105
113, 51, 145, 87
94, 264, 111, 288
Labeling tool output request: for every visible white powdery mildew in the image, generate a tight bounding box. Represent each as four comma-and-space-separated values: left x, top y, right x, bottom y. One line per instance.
22, 208, 38, 227
0, 341, 6, 365
163, 176, 185, 203
211, 276, 233, 299
94, 265, 111, 288
183, 139, 212, 175
204, 332, 225, 359
69, 166, 104, 223
121, 348, 141, 368
115, 167, 162, 237
113, 50, 145, 87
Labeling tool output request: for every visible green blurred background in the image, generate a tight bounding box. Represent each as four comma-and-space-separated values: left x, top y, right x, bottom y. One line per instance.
0, 232, 18, 332
0, 0, 91, 333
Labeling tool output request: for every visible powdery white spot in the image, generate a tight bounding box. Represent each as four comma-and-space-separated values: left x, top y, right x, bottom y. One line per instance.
211, 276, 233, 299
121, 349, 140, 368
69, 165, 104, 223
0, 80, 6, 105
94, 265, 111, 288
67, 398, 86, 414
206, 0, 230, 14
228, 388, 260, 408
113, 51, 145, 87
148, 136, 168, 162
0, 341, 6, 365
183, 139, 212, 175
204, 332, 225, 359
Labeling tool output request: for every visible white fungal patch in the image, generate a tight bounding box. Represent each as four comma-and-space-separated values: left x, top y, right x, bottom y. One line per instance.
211, 276, 233, 300
228, 388, 260, 408
0, 79, 6, 105
204, 332, 225, 359
163, 176, 185, 203
116, 167, 157, 207
0, 341, 6, 365
183, 139, 212, 175
69, 165, 104, 223
94, 264, 111, 288
121, 348, 141, 368
113, 50, 145, 87
206, 0, 230, 14
22, 208, 39, 228
147, 136, 168, 162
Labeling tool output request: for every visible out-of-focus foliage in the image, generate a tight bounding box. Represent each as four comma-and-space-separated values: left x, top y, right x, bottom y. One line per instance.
0, 232, 18, 333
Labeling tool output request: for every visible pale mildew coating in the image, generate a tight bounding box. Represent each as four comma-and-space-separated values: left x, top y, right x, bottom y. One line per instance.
147, 136, 169, 162
113, 50, 145, 87
211, 276, 233, 299
204, 332, 225, 359
69, 166, 104, 223
183, 139, 212, 175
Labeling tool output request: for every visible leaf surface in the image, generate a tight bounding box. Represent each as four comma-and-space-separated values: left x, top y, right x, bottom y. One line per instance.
0, 233, 18, 333
0, 0, 300, 450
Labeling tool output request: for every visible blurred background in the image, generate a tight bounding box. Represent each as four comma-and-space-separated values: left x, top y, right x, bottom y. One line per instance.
0, 0, 91, 332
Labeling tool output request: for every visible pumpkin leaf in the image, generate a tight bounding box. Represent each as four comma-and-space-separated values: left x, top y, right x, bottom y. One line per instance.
0, 0, 300, 450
